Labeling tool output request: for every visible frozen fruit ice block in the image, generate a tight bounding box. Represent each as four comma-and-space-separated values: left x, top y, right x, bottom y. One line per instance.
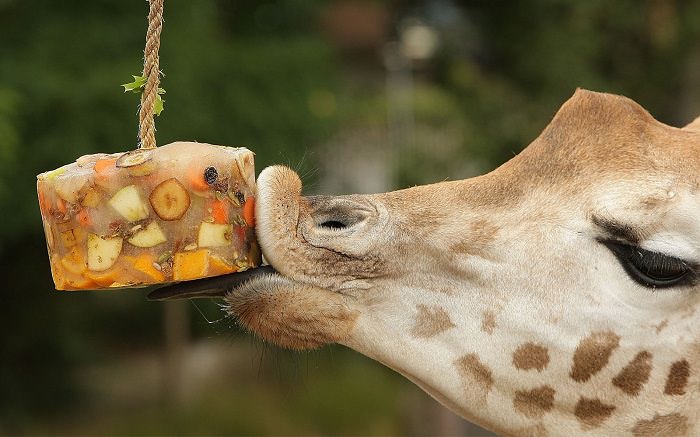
37, 141, 261, 290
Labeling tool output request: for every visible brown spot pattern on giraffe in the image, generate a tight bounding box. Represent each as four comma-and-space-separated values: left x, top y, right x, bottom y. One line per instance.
664, 359, 690, 395
449, 219, 500, 256
513, 342, 550, 372
454, 353, 493, 407
654, 319, 668, 333
632, 413, 689, 436
612, 351, 653, 396
410, 304, 456, 338
513, 385, 555, 418
574, 397, 616, 428
481, 310, 496, 335
570, 331, 620, 382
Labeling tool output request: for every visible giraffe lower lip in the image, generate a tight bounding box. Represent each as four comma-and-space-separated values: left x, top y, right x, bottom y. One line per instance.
147, 265, 278, 300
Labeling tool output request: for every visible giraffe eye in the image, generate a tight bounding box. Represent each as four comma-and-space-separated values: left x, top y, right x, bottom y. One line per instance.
601, 240, 694, 288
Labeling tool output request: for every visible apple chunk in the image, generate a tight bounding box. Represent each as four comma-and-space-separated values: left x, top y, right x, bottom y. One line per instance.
128, 221, 167, 248
54, 166, 91, 203
198, 222, 233, 247
149, 178, 191, 221
81, 189, 102, 208
60, 228, 79, 247
87, 233, 123, 271
109, 185, 149, 222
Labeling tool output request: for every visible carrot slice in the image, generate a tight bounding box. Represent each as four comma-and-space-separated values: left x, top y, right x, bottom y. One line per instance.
94, 158, 117, 174
38, 189, 51, 216
187, 166, 209, 191
235, 226, 246, 242
94, 158, 117, 187
56, 197, 67, 214
77, 208, 91, 227
210, 199, 229, 224
243, 197, 255, 227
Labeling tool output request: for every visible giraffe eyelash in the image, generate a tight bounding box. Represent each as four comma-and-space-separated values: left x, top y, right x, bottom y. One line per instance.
599, 240, 698, 289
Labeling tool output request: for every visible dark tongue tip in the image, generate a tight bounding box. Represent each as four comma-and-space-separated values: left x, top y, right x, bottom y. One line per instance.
147, 265, 277, 301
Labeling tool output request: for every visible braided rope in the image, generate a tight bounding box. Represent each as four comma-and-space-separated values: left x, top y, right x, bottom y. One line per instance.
138, 0, 164, 149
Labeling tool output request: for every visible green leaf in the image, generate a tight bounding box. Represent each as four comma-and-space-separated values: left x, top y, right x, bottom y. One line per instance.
153, 94, 164, 116
121, 75, 146, 92
122, 74, 166, 115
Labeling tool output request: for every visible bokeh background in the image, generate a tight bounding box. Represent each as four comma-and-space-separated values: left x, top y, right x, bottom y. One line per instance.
2, 0, 700, 435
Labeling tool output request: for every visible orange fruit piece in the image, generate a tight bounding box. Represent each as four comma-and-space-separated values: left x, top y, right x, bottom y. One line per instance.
173, 249, 210, 281
63, 275, 98, 290
130, 254, 166, 282
84, 265, 125, 287
209, 254, 237, 275
61, 246, 87, 275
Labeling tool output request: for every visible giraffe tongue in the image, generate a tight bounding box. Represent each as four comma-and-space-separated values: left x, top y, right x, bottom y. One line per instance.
147, 265, 277, 300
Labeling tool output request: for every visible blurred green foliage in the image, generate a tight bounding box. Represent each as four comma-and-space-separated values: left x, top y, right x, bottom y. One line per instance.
1, 0, 700, 434
396, 0, 700, 184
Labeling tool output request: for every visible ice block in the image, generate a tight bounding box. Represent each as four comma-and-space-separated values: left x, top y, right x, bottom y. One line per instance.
37, 141, 261, 290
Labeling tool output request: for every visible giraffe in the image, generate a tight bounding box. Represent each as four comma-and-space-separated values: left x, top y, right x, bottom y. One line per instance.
155, 90, 700, 436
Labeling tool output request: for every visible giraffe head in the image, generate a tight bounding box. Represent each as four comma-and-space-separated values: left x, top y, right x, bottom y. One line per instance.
162, 90, 700, 435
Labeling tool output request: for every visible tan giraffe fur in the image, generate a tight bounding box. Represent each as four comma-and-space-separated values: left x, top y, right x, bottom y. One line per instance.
224, 89, 700, 436
686, 116, 700, 132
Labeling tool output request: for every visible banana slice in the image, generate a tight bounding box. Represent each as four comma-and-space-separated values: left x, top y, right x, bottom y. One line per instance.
149, 178, 191, 221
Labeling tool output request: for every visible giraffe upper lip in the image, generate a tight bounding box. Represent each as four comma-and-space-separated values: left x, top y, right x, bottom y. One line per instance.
146, 265, 278, 301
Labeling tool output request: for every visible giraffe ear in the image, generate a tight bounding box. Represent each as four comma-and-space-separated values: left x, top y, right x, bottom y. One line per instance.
683, 116, 700, 132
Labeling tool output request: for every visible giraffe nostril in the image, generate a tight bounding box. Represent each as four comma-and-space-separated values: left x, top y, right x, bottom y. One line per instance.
305, 195, 374, 234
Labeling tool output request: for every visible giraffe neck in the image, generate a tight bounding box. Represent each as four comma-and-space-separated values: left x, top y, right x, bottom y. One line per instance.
343, 283, 700, 436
